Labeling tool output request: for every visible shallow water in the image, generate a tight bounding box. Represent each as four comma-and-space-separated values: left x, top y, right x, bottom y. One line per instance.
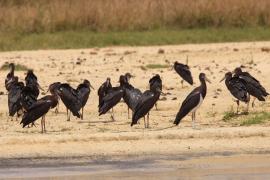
1, 153, 270, 180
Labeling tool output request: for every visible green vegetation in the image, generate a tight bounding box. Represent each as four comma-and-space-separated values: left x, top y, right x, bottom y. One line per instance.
145, 64, 170, 69
222, 110, 270, 126
1, 27, 270, 51
0, 62, 28, 71
240, 112, 270, 126
222, 110, 238, 122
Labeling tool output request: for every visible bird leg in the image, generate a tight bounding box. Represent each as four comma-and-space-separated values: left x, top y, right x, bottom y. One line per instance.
245, 100, 250, 114
155, 103, 158, 111
236, 100, 240, 114
44, 116, 46, 133
127, 107, 130, 119
111, 108, 115, 121
192, 112, 195, 129
181, 80, 184, 88
252, 97, 256, 108
147, 113, 150, 128
144, 116, 146, 128
55, 103, 59, 114
81, 107, 84, 120
67, 108, 70, 121
41, 116, 44, 133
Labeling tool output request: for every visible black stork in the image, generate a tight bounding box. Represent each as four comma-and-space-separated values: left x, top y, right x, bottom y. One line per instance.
20, 98, 56, 133
20, 86, 38, 112
8, 77, 24, 120
220, 72, 250, 113
131, 74, 162, 128
98, 77, 112, 106
25, 70, 42, 99
174, 58, 193, 88
149, 74, 162, 110
47, 82, 61, 114
98, 75, 124, 121
76, 79, 94, 120
122, 73, 142, 119
5, 63, 17, 92
57, 83, 82, 121
174, 73, 210, 129
234, 67, 269, 107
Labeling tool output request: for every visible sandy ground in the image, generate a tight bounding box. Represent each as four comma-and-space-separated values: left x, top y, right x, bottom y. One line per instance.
0, 41, 270, 163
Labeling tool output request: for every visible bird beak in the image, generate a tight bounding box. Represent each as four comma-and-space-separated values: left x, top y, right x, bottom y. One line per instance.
38, 84, 44, 91
157, 88, 165, 95
45, 88, 50, 94
90, 84, 95, 90
219, 76, 225, 83
205, 77, 211, 84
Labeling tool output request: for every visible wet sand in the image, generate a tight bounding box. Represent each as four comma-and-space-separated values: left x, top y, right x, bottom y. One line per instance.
1, 153, 270, 179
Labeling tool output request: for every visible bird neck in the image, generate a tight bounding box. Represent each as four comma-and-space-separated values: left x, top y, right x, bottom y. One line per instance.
200, 80, 207, 98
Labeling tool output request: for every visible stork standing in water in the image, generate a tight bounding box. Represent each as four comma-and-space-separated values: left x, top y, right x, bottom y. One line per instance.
220, 72, 250, 113
76, 80, 94, 120
174, 56, 193, 88
174, 73, 210, 129
233, 67, 268, 108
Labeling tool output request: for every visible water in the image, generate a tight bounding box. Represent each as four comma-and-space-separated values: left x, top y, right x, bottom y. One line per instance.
1, 153, 270, 179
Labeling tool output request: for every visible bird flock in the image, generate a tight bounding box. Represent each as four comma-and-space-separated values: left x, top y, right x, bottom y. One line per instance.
4, 61, 269, 133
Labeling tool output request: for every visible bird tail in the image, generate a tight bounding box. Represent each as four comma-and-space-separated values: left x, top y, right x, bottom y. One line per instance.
71, 111, 81, 118
173, 110, 188, 126
257, 96, 265, 101
131, 112, 139, 126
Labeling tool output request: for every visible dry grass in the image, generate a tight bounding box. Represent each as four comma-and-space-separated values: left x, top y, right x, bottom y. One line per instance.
1, 0, 270, 33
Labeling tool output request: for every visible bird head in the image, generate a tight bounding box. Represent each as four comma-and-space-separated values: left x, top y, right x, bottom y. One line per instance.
220, 72, 232, 83
199, 73, 211, 83
233, 67, 242, 75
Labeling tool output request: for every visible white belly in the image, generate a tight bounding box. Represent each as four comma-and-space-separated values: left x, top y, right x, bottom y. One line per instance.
191, 94, 203, 113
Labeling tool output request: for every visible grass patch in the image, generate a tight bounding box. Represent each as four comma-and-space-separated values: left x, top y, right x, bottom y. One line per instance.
0, 62, 28, 71
222, 110, 238, 122
1, 27, 270, 51
145, 64, 170, 69
240, 112, 270, 126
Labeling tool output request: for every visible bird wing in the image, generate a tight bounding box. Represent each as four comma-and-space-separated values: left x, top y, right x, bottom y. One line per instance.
77, 86, 90, 107
124, 88, 142, 111
8, 85, 22, 116
228, 78, 249, 102
98, 89, 123, 115
59, 86, 82, 117
20, 100, 51, 128
131, 90, 158, 126
174, 89, 201, 125
175, 64, 193, 85
239, 72, 268, 96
